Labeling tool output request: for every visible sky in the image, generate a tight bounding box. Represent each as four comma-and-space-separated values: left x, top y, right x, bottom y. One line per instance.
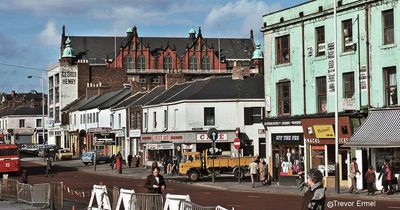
0, 0, 304, 93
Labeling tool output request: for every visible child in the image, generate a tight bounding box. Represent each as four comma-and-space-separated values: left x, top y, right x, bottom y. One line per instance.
365, 166, 376, 195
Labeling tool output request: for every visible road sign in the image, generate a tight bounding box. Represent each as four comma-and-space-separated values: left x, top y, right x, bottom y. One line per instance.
207, 128, 218, 141
234, 138, 241, 150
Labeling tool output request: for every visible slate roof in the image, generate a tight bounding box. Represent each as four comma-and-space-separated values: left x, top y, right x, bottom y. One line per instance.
98, 89, 131, 110
77, 89, 131, 111
69, 35, 254, 64
68, 95, 101, 112
145, 75, 264, 105
130, 86, 166, 107
0, 106, 48, 116
112, 92, 147, 110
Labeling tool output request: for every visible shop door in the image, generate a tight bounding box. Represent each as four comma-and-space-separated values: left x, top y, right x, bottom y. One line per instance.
340, 150, 348, 181
259, 138, 266, 159
272, 149, 280, 181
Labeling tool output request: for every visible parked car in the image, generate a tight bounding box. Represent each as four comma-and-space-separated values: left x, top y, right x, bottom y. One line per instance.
55, 148, 73, 161
81, 151, 110, 165
20, 144, 43, 155
38, 145, 60, 157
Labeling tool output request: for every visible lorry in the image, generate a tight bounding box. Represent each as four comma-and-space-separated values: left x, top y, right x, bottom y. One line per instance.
179, 151, 256, 181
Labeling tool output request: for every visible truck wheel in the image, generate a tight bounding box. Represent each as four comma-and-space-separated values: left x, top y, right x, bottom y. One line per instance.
234, 168, 245, 179
188, 170, 200, 181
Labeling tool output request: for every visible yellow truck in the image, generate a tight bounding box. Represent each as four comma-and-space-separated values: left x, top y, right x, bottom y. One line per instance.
179, 151, 256, 181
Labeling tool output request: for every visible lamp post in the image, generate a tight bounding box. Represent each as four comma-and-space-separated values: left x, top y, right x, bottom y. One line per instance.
27, 75, 45, 145
333, 0, 340, 194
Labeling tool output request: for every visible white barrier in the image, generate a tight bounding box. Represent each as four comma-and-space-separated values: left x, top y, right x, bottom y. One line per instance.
216, 206, 229, 210
115, 188, 135, 210
87, 185, 111, 210
163, 193, 191, 210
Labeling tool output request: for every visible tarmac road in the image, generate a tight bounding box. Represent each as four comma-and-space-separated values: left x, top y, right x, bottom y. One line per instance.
10, 156, 400, 210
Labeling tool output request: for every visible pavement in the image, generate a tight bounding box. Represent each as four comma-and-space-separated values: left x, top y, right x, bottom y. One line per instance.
23, 157, 400, 201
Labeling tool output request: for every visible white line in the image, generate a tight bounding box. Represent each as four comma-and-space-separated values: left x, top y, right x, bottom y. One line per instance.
388, 207, 400, 209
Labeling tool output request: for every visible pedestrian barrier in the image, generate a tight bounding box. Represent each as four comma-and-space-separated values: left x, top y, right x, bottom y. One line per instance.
17, 182, 32, 204
163, 193, 191, 210
115, 188, 135, 210
215, 206, 230, 210
0, 179, 18, 199
130, 192, 164, 210
49, 182, 63, 210
178, 200, 216, 210
112, 186, 120, 210
87, 184, 112, 210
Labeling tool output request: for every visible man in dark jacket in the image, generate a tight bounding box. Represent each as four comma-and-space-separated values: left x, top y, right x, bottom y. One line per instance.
144, 166, 166, 194
19, 169, 28, 184
297, 168, 325, 210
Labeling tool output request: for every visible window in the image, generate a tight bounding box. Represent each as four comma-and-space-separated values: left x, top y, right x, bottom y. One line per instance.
384, 67, 397, 106
164, 55, 172, 70
74, 114, 76, 125
55, 74, 59, 86
55, 107, 60, 122
204, 107, 215, 126
277, 82, 291, 115
316, 76, 327, 113
174, 109, 178, 128
55, 87, 59, 103
383, 9, 394, 45
201, 56, 210, 71
49, 108, 53, 119
124, 55, 132, 69
118, 113, 121, 128
244, 107, 264, 125
315, 26, 325, 56
49, 76, 53, 88
153, 112, 157, 128
164, 110, 168, 129
36, 119, 42, 127
343, 72, 355, 99
276, 35, 290, 64
19, 119, 25, 128
110, 114, 114, 127
49, 89, 54, 105
136, 55, 146, 70
342, 19, 353, 52
189, 56, 198, 71
144, 113, 148, 129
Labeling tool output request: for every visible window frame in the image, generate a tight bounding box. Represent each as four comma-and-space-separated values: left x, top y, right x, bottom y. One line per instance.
189, 56, 198, 71
153, 111, 157, 128
19, 119, 25, 128
124, 55, 132, 69
382, 9, 394, 45
384, 66, 397, 106
315, 26, 325, 56
275, 35, 290, 64
343, 72, 355, 99
342, 19, 353, 52
136, 55, 146, 70
204, 107, 215, 126
201, 55, 211, 71
277, 82, 291, 115
163, 55, 172, 70
316, 76, 327, 113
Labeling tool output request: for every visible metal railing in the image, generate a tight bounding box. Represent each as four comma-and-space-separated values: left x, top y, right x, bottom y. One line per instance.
17, 183, 32, 204
179, 200, 216, 210
130, 192, 164, 210
0, 179, 18, 199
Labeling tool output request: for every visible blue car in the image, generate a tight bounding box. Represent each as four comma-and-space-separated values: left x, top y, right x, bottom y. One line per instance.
81, 151, 110, 165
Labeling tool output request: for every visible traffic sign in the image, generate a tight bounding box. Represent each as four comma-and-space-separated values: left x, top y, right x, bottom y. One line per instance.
234, 137, 241, 149
207, 128, 219, 141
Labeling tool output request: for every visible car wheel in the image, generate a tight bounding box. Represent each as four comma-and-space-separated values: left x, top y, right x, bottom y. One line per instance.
188, 170, 200, 181
83, 162, 89, 165
234, 168, 245, 179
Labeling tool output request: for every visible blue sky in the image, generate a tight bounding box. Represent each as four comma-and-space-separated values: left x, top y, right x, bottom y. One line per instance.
0, 0, 304, 93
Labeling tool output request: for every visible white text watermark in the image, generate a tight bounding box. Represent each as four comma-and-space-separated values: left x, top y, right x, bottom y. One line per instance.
326, 200, 376, 208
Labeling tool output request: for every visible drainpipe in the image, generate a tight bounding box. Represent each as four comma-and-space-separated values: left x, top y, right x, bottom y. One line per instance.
301, 21, 307, 115
357, 15, 361, 109
365, 3, 371, 107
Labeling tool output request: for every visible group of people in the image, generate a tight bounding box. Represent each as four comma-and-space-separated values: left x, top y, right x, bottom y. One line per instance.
349, 157, 397, 195
162, 155, 179, 176
249, 156, 270, 188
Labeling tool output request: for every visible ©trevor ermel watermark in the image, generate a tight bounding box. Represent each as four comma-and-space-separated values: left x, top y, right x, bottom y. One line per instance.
326, 200, 376, 209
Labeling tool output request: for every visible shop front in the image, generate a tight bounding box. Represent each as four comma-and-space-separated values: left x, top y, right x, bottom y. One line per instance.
301, 116, 352, 188
195, 132, 232, 156
111, 129, 124, 157
88, 127, 113, 155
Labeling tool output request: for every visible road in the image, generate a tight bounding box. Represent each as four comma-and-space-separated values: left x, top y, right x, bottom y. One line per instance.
11, 156, 400, 210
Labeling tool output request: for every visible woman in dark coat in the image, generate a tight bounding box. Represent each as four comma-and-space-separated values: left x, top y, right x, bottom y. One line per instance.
144, 166, 166, 194
19, 169, 28, 184
378, 159, 394, 194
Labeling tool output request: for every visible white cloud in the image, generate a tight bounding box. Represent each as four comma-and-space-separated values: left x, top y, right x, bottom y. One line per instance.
38, 20, 59, 47
204, 0, 282, 37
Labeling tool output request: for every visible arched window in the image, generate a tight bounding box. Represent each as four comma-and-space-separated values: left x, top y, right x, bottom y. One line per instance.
189, 56, 197, 71
124, 55, 132, 69
136, 55, 146, 70
201, 55, 210, 71
163, 55, 172, 70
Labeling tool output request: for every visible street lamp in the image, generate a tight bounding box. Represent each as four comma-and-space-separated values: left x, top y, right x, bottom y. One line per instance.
27, 75, 46, 145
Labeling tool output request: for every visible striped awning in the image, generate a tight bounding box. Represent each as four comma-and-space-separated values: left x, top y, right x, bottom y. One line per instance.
344, 109, 400, 148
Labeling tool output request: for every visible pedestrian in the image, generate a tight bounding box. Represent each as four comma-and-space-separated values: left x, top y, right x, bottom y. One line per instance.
259, 161, 268, 185
127, 154, 133, 168
297, 169, 326, 210
249, 159, 258, 188
151, 161, 158, 170
167, 157, 173, 175
349, 157, 360, 194
46, 157, 53, 177
110, 154, 115, 170
172, 156, 178, 176
378, 159, 394, 194
162, 154, 168, 174
19, 169, 28, 184
116, 152, 122, 174
136, 155, 141, 167
144, 166, 166, 194
365, 166, 376, 195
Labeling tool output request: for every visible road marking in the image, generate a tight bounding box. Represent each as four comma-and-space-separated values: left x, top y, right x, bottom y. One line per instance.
388, 207, 400, 209
248, 195, 260, 198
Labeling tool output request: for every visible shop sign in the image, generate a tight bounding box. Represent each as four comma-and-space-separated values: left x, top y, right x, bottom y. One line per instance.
313, 125, 334, 138
94, 138, 115, 145
129, 129, 141, 137
258, 129, 266, 135
197, 133, 227, 141
89, 127, 111, 134
271, 133, 304, 145
147, 144, 158, 150
13, 128, 34, 134
342, 97, 356, 110
182, 144, 193, 149
112, 129, 124, 137
264, 120, 302, 127
158, 143, 174, 150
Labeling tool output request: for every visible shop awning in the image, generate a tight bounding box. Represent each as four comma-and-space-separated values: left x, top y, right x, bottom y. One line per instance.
344, 109, 400, 148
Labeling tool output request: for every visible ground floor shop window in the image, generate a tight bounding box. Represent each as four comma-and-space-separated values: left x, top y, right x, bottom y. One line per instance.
375, 148, 400, 174
147, 150, 172, 162
310, 145, 335, 176
273, 145, 304, 176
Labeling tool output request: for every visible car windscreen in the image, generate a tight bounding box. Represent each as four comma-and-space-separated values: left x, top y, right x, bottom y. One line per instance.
82, 152, 93, 157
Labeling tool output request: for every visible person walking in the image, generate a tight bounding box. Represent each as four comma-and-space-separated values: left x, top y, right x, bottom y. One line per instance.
167, 157, 173, 175
259, 161, 268, 185
46, 157, 53, 177
116, 152, 122, 174
144, 166, 166, 194
249, 159, 258, 188
378, 159, 394, 194
349, 157, 360, 193
297, 169, 326, 210
19, 169, 28, 184
162, 154, 168, 174
365, 166, 376, 195
127, 154, 133, 168
110, 154, 115, 170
